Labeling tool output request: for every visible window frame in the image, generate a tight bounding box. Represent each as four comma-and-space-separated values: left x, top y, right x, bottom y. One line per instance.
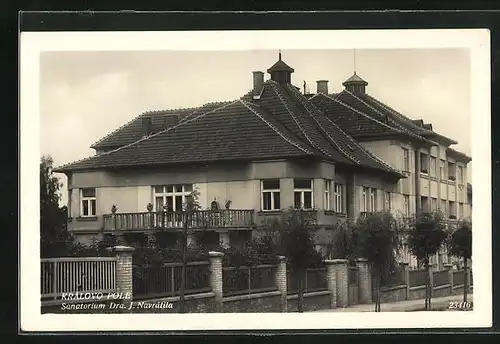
80, 188, 97, 217
261, 179, 281, 211
402, 148, 410, 172
385, 191, 391, 211
293, 179, 314, 210
362, 187, 369, 212
153, 184, 193, 212
369, 188, 376, 212
334, 183, 344, 213
324, 179, 332, 211
430, 156, 437, 177
403, 194, 410, 216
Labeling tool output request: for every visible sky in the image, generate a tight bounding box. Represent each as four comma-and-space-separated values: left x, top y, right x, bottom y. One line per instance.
40, 48, 472, 203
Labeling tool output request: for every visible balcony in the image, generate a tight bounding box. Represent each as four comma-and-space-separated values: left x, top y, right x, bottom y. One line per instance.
102, 209, 256, 232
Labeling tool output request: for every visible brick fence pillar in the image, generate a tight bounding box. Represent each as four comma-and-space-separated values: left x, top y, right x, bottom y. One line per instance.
332, 259, 349, 308
401, 262, 410, 300
324, 260, 337, 308
113, 245, 134, 310
209, 251, 224, 312
276, 256, 287, 312
356, 258, 372, 304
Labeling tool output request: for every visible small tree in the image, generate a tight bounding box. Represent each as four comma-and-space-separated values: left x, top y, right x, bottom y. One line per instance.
407, 210, 448, 310
447, 219, 472, 303
354, 212, 401, 312
40, 155, 74, 257
179, 188, 202, 313
269, 207, 321, 312
326, 219, 358, 262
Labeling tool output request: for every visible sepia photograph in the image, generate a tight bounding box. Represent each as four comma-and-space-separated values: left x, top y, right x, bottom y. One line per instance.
20, 29, 491, 331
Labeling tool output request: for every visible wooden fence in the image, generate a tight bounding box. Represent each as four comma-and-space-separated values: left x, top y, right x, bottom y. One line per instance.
222, 264, 278, 296
133, 261, 211, 300
453, 270, 465, 286
287, 267, 328, 295
41, 257, 117, 304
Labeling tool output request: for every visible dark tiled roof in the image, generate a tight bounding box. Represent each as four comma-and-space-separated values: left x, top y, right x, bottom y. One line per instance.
267, 59, 294, 73
90, 102, 232, 150
359, 93, 457, 144
54, 100, 318, 172
56, 80, 403, 177
446, 147, 472, 163
343, 73, 368, 86
308, 93, 427, 143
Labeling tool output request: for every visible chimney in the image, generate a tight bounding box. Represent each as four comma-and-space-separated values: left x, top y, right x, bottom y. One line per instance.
142, 115, 152, 137
316, 80, 329, 94
253, 71, 264, 99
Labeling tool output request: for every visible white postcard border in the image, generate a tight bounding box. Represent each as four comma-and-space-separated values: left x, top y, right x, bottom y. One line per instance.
20, 28, 491, 331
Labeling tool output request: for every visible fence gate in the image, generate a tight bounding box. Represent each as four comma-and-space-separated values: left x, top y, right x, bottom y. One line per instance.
348, 266, 359, 306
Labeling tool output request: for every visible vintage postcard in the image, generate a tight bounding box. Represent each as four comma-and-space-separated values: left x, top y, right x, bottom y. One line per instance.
20, 28, 491, 331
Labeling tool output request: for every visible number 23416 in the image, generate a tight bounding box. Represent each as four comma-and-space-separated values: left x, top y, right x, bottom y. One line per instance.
448, 301, 472, 309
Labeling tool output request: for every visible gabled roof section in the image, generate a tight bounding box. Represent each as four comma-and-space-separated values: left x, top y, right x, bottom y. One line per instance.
278, 83, 404, 176
54, 100, 317, 172
360, 93, 458, 145
446, 147, 472, 164
90, 101, 232, 150
308, 93, 428, 143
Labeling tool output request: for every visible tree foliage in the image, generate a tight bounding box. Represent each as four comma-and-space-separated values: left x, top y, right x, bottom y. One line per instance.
447, 219, 472, 302
353, 211, 401, 311
40, 155, 72, 257
407, 210, 448, 264
407, 210, 449, 309
258, 207, 322, 312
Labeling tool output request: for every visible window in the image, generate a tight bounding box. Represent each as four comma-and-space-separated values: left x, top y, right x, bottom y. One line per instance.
385, 191, 391, 211
420, 152, 429, 174
362, 187, 369, 212
261, 179, 280, 211
421, 196, 429, 213
334, 183, 344, 213
458, 166, 464, 184
449, 201, 456, 218
369, 189, 376, 212
440, 159, 446, 180
403, 195, 410, 216
430, 157, 437, 177
448, 162, 456, 181
402, 148, 410, 171
153, 184, 193, 212
324, 180, 332, 210
431, 197, 437, 211
440, 199, 447, 215
80, 188, 96, 217
294, 179, 313, 209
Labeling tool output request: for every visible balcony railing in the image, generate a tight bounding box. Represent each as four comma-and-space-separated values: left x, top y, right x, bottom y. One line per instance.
103, 209, 255, 231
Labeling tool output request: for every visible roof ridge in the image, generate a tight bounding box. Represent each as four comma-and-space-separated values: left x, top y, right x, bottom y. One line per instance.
360, 93, 433, 134
55, 100, 239, 171
320, 93, 406, 135
289, 88, 400, 174
285, 85, 361, 164
269, 81, 331, 158
341, 90, 429, 141
239, 100, 313, 155
90, 113, 144, 149
91, 101, 233, 149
